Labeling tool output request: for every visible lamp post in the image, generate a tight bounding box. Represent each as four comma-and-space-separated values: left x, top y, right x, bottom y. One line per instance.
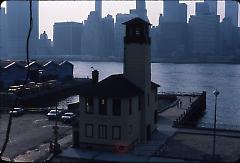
212, 90, 219, 162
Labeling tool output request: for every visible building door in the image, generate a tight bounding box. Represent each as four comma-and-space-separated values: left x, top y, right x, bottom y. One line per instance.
147, 124, 151, 141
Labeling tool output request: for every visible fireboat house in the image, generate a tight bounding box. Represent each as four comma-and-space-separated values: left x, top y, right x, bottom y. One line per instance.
74, 18, 160, 152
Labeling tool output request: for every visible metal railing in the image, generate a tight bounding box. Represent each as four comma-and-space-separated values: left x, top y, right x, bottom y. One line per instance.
158, 91, 202, 96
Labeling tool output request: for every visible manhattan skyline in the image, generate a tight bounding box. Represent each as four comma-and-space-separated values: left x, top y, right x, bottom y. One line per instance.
1, 1, 229, 39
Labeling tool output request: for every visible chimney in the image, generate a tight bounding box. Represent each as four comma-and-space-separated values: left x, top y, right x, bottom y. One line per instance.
92, 70, 99, 84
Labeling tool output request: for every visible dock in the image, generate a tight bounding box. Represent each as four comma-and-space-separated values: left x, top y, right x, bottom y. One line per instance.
157, 91, 206, 128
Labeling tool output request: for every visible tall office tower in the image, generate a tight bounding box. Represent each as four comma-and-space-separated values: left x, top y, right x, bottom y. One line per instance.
95, 0, 102, 18
38, 31, 52, 55
136, 0, 147, 20
188, 11, 220, 56
225, 0, 238, 27
102, 15, 115, 57
6, 1, 39, 58
205, 0, 217, 15
196, 2, 210, 15
163, 0, 187, 23
163, 0, 178, 22
81, 11, 103, 57
0, 8, 7, 59
220, 17, 235, 55
179, 3, 187, 23
53, 22, 83, 56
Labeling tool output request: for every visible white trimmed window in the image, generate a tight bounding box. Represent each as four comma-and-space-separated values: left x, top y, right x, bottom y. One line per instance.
85, 124, 93, 137
85, 97, 93, 114
98, 125, 107, 139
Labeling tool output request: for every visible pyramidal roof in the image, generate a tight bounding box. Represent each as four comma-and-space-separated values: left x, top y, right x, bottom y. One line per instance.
122, 17, 151, 25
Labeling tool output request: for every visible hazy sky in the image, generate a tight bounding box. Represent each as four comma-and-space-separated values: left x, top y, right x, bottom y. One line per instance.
2, 1, 227, 39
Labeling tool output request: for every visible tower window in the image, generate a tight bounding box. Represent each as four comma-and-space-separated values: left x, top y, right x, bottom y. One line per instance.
85, 124, 94, 138
136, 28, 141, 36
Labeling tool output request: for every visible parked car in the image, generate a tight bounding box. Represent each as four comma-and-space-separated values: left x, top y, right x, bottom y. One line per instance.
44, 106, 66, 114
46, 110, 63, 120
9, 108, 25, 117
61, 112, 77, 124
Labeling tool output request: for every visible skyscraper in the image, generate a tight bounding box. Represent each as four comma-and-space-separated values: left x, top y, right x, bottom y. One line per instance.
136, 0, 147, 20
225, 0, 238, 27
188, 7, 220, 56
0, 8, 7, 58
205, 0, 217, 15
6, 1, 39, 58
81, 11, 100, 57
53, 22, 83, 55
163, 0, 187, 23
130, 0, 148, 21
95, 0, 102, 18
163, 0, 179, 20
179, 3, 187, 23
136, 0, 146, 11
196, 2, 210, 15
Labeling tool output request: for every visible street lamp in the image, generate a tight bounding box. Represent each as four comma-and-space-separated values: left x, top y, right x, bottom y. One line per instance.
212, 90, 220, 162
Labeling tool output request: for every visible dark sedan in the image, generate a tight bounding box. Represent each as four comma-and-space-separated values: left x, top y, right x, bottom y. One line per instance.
46, 110, 63, 120
9, 108, 25, 117
61, 112, 77, 124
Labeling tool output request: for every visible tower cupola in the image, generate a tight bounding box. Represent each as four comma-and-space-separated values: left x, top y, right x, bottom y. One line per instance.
123, 18, 151, 44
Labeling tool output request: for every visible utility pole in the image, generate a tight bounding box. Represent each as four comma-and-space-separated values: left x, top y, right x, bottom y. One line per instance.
212, 90, 219, 162
52, 103, 61, 154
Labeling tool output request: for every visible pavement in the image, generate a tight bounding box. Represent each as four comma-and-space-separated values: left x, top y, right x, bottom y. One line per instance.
0, 112, 72, 162
13, 134, 72, 162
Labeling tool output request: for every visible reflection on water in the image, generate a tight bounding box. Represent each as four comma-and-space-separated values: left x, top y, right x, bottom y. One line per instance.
70, 61, 240, 130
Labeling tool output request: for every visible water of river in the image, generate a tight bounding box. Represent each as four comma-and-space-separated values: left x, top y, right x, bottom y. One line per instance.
70, 61, 240, 130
